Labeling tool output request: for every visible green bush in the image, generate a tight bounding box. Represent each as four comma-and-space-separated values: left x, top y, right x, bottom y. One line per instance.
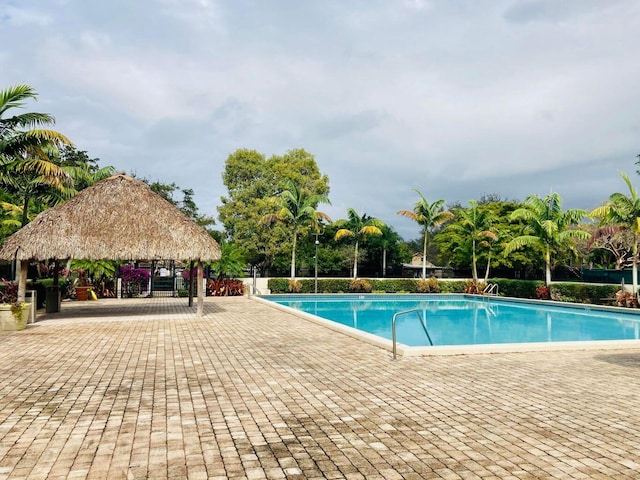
549, 283, 619, 304
267, 277, 621, 305
491, 278, 539, 298
268, 278, 290, 293
268, 278, 468, 294
370, 279, 420, 293
439, 281, 466, 293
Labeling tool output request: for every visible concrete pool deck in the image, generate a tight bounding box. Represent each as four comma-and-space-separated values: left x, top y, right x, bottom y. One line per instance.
1, 296, 639, 479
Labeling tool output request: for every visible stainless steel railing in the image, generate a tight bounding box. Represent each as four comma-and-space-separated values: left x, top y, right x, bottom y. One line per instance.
392, 308, 433, 360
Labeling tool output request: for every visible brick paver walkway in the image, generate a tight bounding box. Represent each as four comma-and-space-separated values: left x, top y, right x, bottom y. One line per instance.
1, 296, 639, 479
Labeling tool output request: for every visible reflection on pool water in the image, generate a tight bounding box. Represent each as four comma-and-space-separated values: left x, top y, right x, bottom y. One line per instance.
262, 294, 640, 347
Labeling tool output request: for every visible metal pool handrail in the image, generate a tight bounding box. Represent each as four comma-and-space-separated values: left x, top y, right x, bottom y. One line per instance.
392, 308, 433, 360
483, 283, 499, 296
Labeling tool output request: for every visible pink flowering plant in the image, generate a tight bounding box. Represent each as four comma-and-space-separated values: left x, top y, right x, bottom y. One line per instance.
119, 266, 150, 297
0, 278, 26, 320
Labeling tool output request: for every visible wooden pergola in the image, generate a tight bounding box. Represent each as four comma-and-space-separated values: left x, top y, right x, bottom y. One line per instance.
0, 174, 221, 317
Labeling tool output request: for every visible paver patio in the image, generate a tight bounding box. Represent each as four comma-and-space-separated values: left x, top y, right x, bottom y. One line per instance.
1, 296, 639, 479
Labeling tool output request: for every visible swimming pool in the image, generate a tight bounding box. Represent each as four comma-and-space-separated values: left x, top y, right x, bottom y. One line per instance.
257, 294, 640, 355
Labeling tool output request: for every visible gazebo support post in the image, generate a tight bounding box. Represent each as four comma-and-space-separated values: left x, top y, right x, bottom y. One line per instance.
197, 260, 204, 318
53, 260, 59, 287
18, 259, 28, 303
188, 261, 194, 307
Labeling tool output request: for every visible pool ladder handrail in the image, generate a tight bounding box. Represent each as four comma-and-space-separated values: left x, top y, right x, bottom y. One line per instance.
483, 283, 499, 296
392, 309, 433, 360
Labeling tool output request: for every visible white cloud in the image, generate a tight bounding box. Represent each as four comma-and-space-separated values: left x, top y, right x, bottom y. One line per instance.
3, 0, 640, 239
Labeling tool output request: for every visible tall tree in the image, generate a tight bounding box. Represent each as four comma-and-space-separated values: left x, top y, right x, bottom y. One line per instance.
334, 209, 384, 278
435, 199, 527, 278
504, 192, 590, 286
59, 145, 115, 191
0, 84, 71, 160
0, 84, 73, 226
362, 225, 404, 277
140, 177, 215, 229
397, 189, 453, 279
218, 148, 330, 273
448, 200, 498, 284
262, 180, 331, 280
591, 172, 640, 292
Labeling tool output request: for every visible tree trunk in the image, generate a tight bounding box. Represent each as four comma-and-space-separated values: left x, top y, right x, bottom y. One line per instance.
21, 195, 30, 227
353, 241, 359, 278
545, 246, 552, 287
290, 232, 297, 280
422, 231, 428, 280
382, 249, 387, 278
483, 252, 492, 282
471, 239, 478, 284
633, 237, 638, 294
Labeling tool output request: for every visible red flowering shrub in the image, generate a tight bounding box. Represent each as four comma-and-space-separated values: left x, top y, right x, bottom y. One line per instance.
536, 285, 550, 300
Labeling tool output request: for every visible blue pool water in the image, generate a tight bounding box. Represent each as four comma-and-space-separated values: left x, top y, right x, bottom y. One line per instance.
262, 294, 640, 347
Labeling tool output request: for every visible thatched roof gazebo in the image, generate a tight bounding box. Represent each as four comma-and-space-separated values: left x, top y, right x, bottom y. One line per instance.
0, 174, 221, 316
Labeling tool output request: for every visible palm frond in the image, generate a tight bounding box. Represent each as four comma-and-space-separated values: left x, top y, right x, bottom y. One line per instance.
504, 235, 539, 255
334, 228, 354, 241
397, 209, 418, 221
0, 84, 39, 117
360, 225, 383, 237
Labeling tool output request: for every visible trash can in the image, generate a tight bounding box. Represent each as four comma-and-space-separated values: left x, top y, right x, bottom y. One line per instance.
45, 285, 61, 313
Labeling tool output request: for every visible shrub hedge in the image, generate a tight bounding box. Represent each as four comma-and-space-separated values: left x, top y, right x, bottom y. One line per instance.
267, 278, 622, 305
491, 278, 539, 298
269, 278, 465, 294
549, 283, 619, 304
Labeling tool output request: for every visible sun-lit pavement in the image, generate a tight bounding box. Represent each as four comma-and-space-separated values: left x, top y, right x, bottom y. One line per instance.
1, 296, 640, 479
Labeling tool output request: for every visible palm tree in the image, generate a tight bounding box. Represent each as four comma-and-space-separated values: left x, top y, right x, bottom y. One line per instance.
0, 84, 72, 226
262, 180, 331, 280
0, 84, 71, 159
504, 192, 590, 286
334, 209, 384, 278
450, 201, 498, 285
397, 189, 453, 279
591, 172, 640, 292
377, 225, 401, 278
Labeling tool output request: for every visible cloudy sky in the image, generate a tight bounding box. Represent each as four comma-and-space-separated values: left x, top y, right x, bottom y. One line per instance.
2, 0, 640, 239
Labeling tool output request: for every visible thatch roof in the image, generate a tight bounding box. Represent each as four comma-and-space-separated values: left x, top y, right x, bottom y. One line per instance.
0, 174, 221, 262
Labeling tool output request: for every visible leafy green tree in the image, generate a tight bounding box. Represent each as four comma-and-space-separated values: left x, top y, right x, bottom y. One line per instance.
397, 189, 454, 279
435, 200, 516, 277
504, 192, 590, 286
592, 172, 640, 292
218, 148, 330, 274
446, 200, 498, 284
211, 242, 246, 279
0, 84, 71, 161
140, 177, 215, 229
59, 145, 115, 191
334, 209, 384, 278
262, 180, 331, 280
361, 225, 404, 277
0, 84, 73, 226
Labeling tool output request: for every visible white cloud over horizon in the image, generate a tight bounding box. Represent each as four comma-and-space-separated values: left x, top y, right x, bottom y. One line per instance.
2, 0, 640, 239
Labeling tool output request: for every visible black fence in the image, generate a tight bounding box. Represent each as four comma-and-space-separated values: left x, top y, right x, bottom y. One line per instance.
581, 268, 632, 285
